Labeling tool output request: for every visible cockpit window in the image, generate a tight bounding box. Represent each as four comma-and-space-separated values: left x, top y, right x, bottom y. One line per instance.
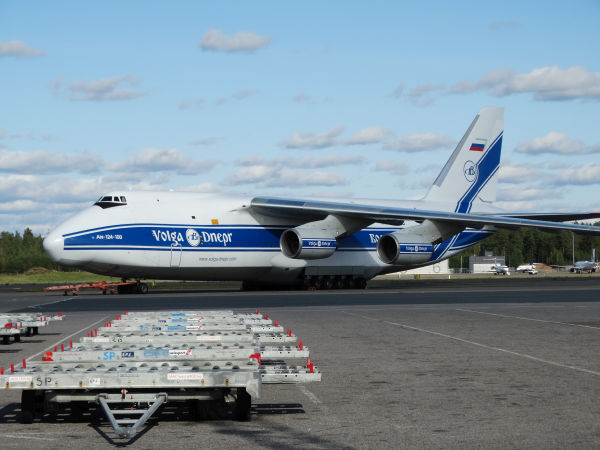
94, 194, 127, 209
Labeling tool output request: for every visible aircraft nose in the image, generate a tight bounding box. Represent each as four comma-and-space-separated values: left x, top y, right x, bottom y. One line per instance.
43, 231, 64, 263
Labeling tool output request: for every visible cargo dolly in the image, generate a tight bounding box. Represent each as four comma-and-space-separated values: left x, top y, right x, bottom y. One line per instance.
0, 313, 63, 344
1, 310, 320, 439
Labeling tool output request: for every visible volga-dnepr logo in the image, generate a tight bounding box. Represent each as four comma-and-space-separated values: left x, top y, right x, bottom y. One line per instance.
186, 229, 201, 246
463, 160, 477, 182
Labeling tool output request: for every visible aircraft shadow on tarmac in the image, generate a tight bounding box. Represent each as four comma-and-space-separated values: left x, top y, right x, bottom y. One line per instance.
13, 285, 600, 314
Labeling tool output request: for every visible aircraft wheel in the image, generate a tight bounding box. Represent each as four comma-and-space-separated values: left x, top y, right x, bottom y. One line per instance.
20, 390, 35, 424
313, 279, 323, 290
233, 389, 252, 421
335, 278, 345, 289
137, 282, 149, 294
355, 278, 367, 289
324, 277, 335, 290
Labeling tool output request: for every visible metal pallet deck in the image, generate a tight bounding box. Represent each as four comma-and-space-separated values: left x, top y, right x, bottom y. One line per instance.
1, 309, 321, 439
42, 344, 310, 362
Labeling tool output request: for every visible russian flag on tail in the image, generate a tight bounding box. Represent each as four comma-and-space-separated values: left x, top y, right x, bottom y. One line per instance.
469, 142, 485, 151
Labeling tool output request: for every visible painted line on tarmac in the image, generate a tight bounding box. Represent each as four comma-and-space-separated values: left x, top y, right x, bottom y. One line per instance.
26, 315, 110, 362
456, 308, 600, 330
298, 385, 322, 404
342, 311, 600, 377
0, 433, 57, 441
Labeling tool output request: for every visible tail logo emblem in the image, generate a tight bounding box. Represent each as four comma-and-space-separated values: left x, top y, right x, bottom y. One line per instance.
463, 160, 477, 182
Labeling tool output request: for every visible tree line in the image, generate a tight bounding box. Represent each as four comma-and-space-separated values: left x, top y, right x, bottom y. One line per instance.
448, 224, 600, 270
0, 229, 56, 274
0, 226, 599, 274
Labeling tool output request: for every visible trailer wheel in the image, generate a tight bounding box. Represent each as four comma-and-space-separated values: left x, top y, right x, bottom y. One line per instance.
20, 390, 35, 424
233, 389, 251, 421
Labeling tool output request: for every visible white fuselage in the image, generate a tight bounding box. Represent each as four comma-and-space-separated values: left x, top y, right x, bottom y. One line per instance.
43, 191, 493, 285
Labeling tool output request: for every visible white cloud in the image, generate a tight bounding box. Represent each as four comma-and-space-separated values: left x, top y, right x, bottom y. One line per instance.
0, 199, 38, 212
389, 83, 405, 99
0, 174, 111, 203
556, 163, 600, 186
179, 98, 204, 110
449, 66, 600, 101
262, 170, 347, 188
374, 160, 409, 175
280, 126, 344, 149
111, 148, 219, 175
345, 126, 391, 145
237, 154, 363, 169
493, 200, 538, 211
0, 150, 103, 174
215, 89, 259, 105
406, 83, 445, 107
293, 93, 311, 102
199, 29, 272, 52
498, 185, 557, 201
383, 133, 454, 152
226, 165, 347, 188
52, 75, 145, 101
288, 154, 363, 168
226, 165, 276, 185
178, 182, 222, 193
515, 131, 600, 155
0, 40, 45, 57
419, 163, 442, 172
497, 162, 541, 183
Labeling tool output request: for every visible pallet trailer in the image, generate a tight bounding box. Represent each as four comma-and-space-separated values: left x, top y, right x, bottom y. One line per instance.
43, 281, 146, 295
0, 313, 63, 344
1, 310, 320, 439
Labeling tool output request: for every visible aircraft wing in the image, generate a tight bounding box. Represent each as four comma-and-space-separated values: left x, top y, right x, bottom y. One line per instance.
491, 212, 600, 222
250, 196, 600, 235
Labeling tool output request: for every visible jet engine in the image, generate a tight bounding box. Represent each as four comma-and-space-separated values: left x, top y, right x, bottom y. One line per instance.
376, 220, 464, 265
280, 228, 337, 260
280, 214, 369, 260
376, 231, 433, 265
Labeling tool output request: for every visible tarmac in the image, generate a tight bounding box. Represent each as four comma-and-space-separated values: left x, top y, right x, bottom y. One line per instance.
0, 277, 599, 449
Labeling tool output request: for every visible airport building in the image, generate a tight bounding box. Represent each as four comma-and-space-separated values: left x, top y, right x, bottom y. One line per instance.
469, 252, 506, 274
397, 259, 450, 275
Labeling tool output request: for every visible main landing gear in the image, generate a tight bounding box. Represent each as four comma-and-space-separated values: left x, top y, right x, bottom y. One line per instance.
304, 276, 367, 290
117, 280, 149, 294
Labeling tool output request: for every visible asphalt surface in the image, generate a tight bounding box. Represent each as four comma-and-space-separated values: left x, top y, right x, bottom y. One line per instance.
0, 278, 599, 449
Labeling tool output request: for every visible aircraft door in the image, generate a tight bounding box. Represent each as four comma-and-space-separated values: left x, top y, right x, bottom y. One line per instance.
170, 242, 182, 268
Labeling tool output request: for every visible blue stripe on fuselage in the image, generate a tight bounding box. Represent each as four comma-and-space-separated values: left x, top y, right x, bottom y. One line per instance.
62, 225, 494, 260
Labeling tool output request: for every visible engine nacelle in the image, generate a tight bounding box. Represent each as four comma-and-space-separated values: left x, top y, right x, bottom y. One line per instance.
376, 231, 433, 265
280, 228, 337, 260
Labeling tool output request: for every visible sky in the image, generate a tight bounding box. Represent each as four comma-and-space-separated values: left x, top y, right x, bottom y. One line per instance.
1, 0, 599, 234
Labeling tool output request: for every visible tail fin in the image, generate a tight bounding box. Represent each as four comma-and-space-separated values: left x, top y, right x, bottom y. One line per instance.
423, 106, 503, 213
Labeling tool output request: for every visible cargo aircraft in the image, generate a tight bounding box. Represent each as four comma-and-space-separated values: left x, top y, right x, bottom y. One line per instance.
43, 107, 600, 292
